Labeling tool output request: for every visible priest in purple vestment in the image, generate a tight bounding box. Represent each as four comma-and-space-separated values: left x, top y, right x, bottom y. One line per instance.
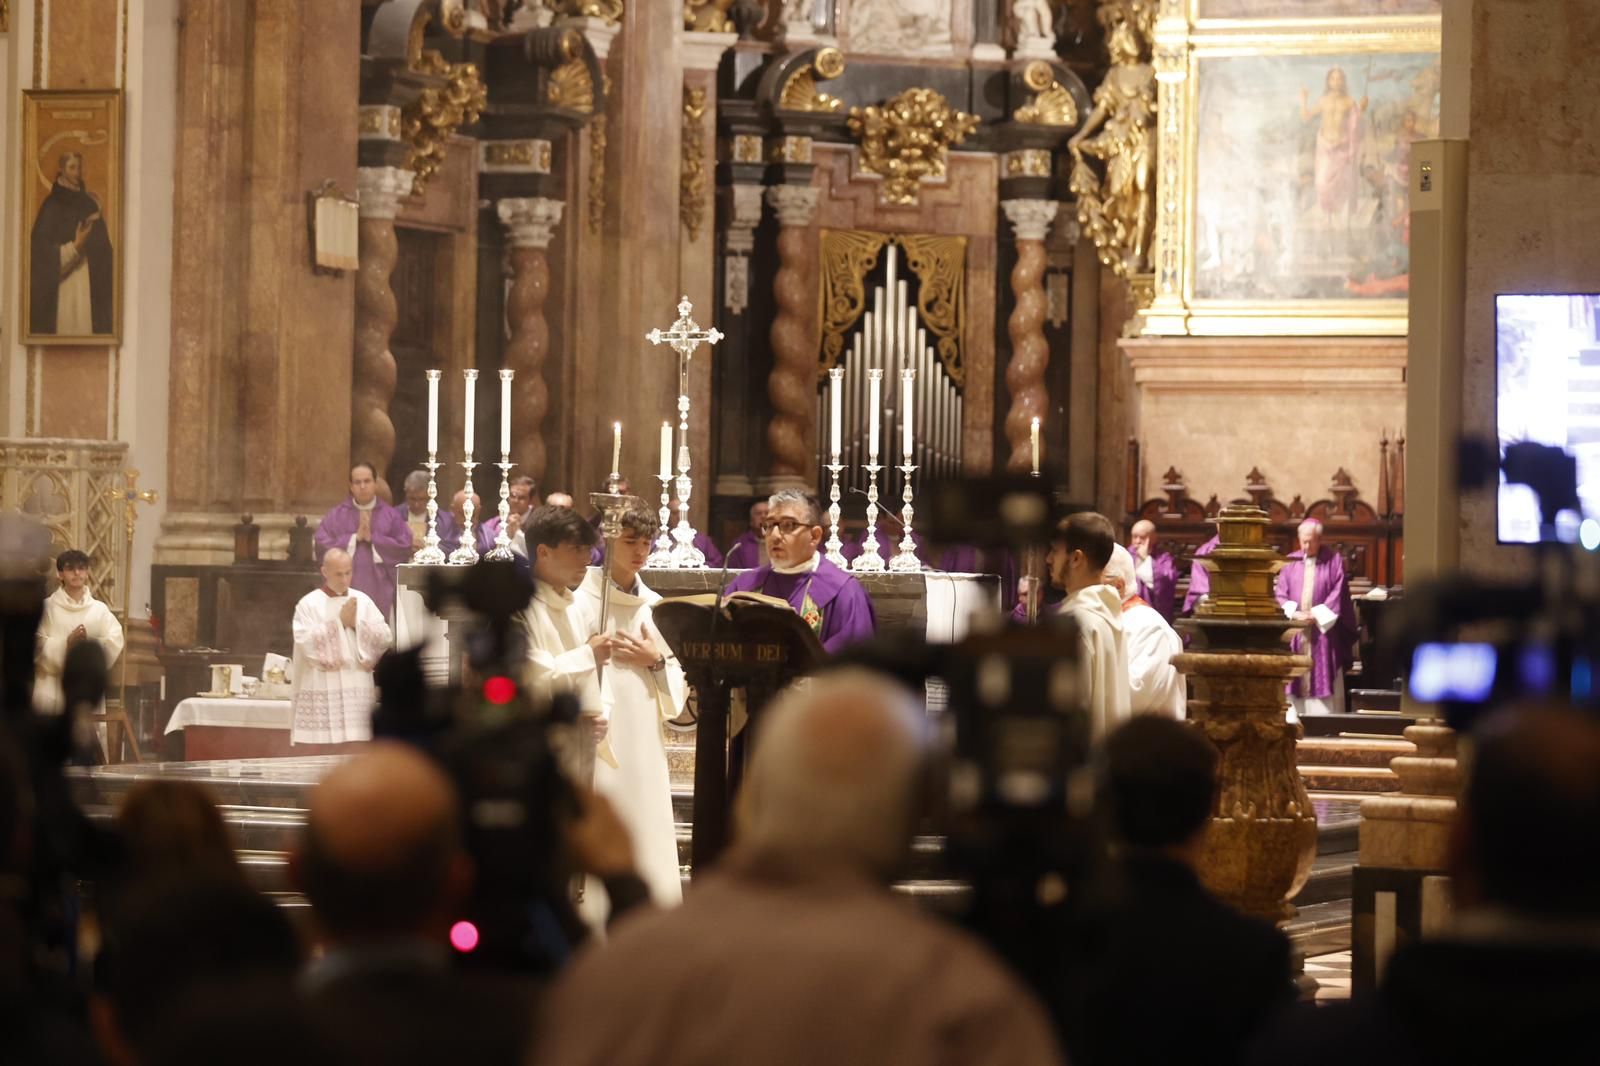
1274, 519, 1357, 717
723, 499, 769, 570
480, 475, 538, 558
314, 462, 413, 619
723, 490, 877, 655
1129, 520, 1178, 623
389, 469, 461, 556
1182, 535, 1220, 616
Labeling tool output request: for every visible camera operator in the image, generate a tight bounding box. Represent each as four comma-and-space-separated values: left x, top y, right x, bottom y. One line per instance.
536, 670, 1064, 1066
292, 741, 643, 1064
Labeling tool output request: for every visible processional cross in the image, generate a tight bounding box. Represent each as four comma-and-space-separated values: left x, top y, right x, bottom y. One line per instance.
645, 296, 723, 568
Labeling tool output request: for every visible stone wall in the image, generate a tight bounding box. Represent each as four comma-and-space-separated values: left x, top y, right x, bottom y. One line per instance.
1457, 0, 1600, 575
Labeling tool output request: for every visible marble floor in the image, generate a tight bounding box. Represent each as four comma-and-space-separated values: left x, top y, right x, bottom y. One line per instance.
1306, 951, 1352, 1001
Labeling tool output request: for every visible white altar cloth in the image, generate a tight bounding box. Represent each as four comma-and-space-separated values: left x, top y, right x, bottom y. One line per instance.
165, 697, 293, 734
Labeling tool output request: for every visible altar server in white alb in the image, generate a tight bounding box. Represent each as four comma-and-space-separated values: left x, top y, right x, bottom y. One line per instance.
522, 504, 611, 720
578, 505, 686, 907
1102, 544, 1186, 718
290, 548, 392, 746
1046, 512, 1133, 737
34, 549, 124, 713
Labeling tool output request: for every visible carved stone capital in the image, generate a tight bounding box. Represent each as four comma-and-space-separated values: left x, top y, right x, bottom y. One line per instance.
765, 184, 820, 228
1002, 198, 1057, 241
356, 166, 415, 219
497, 197, 566, 249
681, 30, 738, 72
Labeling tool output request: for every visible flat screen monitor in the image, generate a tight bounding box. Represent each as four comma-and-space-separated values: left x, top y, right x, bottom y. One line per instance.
1496, 293, 1600, 543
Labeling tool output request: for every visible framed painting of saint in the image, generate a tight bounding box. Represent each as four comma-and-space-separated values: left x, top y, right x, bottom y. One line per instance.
20, 90, 123, 346
1139, 14, 1439, 337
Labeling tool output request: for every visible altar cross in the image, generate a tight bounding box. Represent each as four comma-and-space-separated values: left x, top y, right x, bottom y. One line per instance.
646, 296, 724, 361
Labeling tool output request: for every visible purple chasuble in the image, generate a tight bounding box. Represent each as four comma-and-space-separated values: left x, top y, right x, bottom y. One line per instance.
390, 504, 461, 555
938, 546, 1021, 610
723, 556, 877, 655
1274, 546, 1357, 700
841, 529, 931, 566
1134, 549, 1179, 623
1183, 536, 1221, 616
724, 531, 764, 570
313, 499, 413, 618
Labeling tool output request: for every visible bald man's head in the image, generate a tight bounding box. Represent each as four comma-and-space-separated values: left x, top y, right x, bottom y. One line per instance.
1452, 706, 1600, 919
736, 670, 927, 880
320, 549, 353, 595
294, 743, 469, 942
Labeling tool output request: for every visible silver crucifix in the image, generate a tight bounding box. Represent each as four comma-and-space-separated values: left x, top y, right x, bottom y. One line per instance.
645, 296, 723, 568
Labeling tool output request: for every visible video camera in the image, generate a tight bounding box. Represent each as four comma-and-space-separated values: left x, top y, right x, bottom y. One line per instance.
824, 476, 1098, 999
1377, 439, 1600, 731
371, 560, 590, 977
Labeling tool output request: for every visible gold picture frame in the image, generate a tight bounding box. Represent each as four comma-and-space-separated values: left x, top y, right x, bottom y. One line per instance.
1141, 2, 1440, 337
20, 90, 124, 346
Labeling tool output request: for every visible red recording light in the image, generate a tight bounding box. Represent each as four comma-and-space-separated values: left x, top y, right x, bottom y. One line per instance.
482, 676, 517, 705
449, 920, 479, 953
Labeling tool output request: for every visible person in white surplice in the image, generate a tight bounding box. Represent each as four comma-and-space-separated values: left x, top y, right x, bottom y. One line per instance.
290, 548, 392, 746
577, 506, 687, 907
34, 549, 124, 714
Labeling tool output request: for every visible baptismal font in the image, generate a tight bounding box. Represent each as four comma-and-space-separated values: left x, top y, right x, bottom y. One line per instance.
1175, 504, 1317, 924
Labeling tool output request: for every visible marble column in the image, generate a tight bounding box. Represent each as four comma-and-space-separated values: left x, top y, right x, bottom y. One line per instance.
352, 166, 415, 503
1002, 199, 1057, 474
765, 184, 822, 491
498, 197, 565, 487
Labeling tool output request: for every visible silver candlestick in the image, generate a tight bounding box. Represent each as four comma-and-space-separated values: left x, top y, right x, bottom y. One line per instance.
646, 473, 674, 568
448, 454, 480, 565
411, 452, 447, 564
485, 455, 515, 561
824, 456, 847, 568
669, 399, 705, 568
851, 464, 886, 573
890, 454, 921, 572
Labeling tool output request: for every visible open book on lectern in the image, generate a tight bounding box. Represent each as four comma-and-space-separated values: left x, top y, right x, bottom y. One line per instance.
651, 593, 826, 675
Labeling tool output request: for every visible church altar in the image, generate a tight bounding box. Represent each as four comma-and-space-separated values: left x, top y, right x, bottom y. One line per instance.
163, 696, 294, 761
395, 564, 1001, 687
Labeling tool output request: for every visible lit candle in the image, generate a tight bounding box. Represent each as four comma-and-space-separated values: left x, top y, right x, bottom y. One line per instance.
901, 369, 915, 458
829, 367, 843, 460
1030, 416, 1041, 475
499, 369, 513, 456
611, 421, 622, 475
463, 369, 477, 455
425, 369, 440, 455
868, 370, 882, 461
659, 421, 673, 480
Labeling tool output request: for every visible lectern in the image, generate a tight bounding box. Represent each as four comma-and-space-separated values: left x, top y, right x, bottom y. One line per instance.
652, 595, 825, 870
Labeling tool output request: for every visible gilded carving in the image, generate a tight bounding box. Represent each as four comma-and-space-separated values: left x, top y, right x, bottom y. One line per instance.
542, 0, 623, 23
779, 47, 847, 113
1014, 61, 1080, 127
1067, 17, 1155, 277
731, 134, 764, 163
683, 0, 733, 32
402, 51, 487, 193
818, 230, 967, 387
359, 105, 404, 139
767, 135, 813, 164
588, 113, 607, 235
549, 53, 596, 113
1004, 148, 1053, 177
680, 86, 709, 242
1, 0, 9, 34
846, 88, 979, 207
482, 140, 553, 173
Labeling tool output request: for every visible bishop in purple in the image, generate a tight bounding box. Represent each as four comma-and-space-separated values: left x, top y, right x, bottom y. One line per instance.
389, 469, 461, 557
722, 490, 876, 655
1129, 519, 1178, 622
313, 462, 413, 619
1274, 519, 1357, 716
1183, 534, 1220, 616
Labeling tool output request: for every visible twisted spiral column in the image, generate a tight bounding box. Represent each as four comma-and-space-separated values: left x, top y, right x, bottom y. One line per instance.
1002, 199, 1057, 474
497, 197, 565, 486
765, 184, 821, 488
352, 166, 414, 502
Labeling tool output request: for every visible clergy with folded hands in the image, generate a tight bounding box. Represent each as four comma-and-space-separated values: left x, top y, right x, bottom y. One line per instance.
290, 548, 392, 747
314, 461, 412, 619
722, 490, 876, 654
1275, 518, 1357, 718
